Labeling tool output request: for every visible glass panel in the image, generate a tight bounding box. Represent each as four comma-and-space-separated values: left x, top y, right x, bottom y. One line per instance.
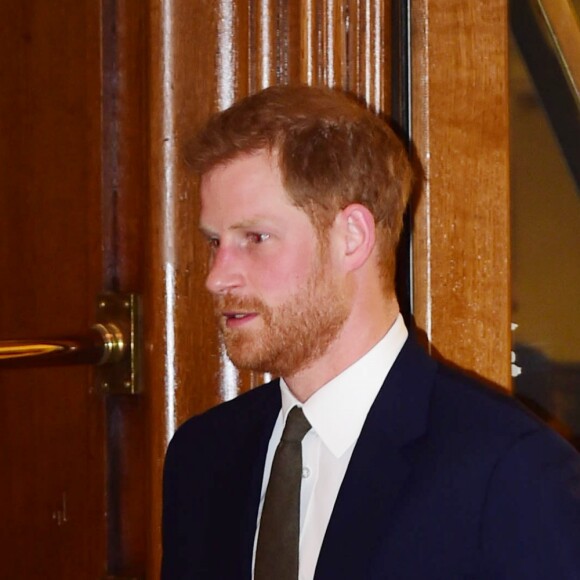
510, 24, 580, 448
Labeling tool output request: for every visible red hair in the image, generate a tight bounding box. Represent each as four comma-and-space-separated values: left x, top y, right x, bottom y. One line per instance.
188, 85, 414, 292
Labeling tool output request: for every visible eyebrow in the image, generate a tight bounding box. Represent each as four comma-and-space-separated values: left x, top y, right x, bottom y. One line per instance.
198, 226, 216, 239
198, 217, 273, 237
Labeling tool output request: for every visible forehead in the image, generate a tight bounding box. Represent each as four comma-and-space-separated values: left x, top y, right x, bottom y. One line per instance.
199, 151, 300, 226
202, 150, 278, 191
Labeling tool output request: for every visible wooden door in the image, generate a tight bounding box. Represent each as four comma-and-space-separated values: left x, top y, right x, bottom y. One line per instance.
0, 0, 148, 577
0, 1, 107, 577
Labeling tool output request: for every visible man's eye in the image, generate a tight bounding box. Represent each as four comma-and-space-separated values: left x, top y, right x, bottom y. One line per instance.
246, 232, 270, 244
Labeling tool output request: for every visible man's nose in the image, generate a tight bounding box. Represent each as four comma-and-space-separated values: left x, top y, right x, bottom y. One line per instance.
205, 247, 244, 294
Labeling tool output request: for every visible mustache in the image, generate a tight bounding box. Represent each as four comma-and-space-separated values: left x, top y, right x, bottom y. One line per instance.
215, 295, 267, 313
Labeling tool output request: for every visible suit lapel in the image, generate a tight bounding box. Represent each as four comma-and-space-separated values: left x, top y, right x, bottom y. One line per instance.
315, 337, 437, 579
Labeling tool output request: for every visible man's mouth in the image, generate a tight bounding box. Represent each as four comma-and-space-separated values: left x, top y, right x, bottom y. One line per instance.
223, 312, 258, 327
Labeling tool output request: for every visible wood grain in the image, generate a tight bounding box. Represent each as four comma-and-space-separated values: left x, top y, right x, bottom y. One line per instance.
0, 0, 106, 576
410, 0, 511, 389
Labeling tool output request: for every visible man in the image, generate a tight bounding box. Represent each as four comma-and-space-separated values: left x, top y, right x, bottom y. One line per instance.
162, 85, 580, 579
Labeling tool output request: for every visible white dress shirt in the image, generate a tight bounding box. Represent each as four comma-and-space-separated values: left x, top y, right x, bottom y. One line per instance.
253, 314, 408, 579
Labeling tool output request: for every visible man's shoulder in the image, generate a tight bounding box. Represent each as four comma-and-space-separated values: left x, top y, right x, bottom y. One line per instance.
167, 378, 280, 455
429, 361, 574, 456
392, 335, 544, 441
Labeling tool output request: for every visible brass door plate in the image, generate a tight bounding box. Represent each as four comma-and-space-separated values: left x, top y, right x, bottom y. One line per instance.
95, 293, 141, 395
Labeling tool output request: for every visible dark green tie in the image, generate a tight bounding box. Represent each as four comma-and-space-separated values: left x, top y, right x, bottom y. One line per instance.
255, 406, 312, 580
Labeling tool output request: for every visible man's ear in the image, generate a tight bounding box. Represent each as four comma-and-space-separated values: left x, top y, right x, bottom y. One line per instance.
338, 204, 376, 271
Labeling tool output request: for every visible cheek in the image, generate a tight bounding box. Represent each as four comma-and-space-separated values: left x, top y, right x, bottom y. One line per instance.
248, 249, 316, 297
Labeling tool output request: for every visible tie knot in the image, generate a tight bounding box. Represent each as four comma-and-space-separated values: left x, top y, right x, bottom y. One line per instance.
281, 406, 311, 442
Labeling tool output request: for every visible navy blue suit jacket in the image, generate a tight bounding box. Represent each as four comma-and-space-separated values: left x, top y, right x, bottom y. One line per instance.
162, 337, 580, 579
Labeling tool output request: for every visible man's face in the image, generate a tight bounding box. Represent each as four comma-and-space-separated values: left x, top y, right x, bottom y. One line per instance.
199, 151, 350, 377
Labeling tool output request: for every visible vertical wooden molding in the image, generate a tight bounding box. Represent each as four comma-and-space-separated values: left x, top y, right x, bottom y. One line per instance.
101, 0, 149, 575
294, 0, 390, 111
301, 0, 317, 83
147, 1, 221, 576
250, 0, 277, 90
410, 0, 511, 389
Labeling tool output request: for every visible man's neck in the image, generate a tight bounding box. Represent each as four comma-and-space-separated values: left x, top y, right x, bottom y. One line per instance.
284, 301, 400, 402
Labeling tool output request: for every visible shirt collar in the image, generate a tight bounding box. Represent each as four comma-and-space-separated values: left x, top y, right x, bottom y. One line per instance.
280, 314, 408, 458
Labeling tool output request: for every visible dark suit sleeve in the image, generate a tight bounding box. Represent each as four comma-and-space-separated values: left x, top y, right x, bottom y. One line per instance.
161, 430, 186, 579
480, 428, 580, 578
161, 420, 208, 580
160, 386, 277, 580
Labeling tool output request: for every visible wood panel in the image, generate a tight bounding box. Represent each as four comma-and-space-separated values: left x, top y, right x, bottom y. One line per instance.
410, 0, 511, 389
0, 0, 106, 576
145, 0, 393, 574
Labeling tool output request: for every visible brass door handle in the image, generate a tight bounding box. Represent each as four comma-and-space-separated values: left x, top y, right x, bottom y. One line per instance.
0, 324, 124, 367
0, 293, 140, 394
